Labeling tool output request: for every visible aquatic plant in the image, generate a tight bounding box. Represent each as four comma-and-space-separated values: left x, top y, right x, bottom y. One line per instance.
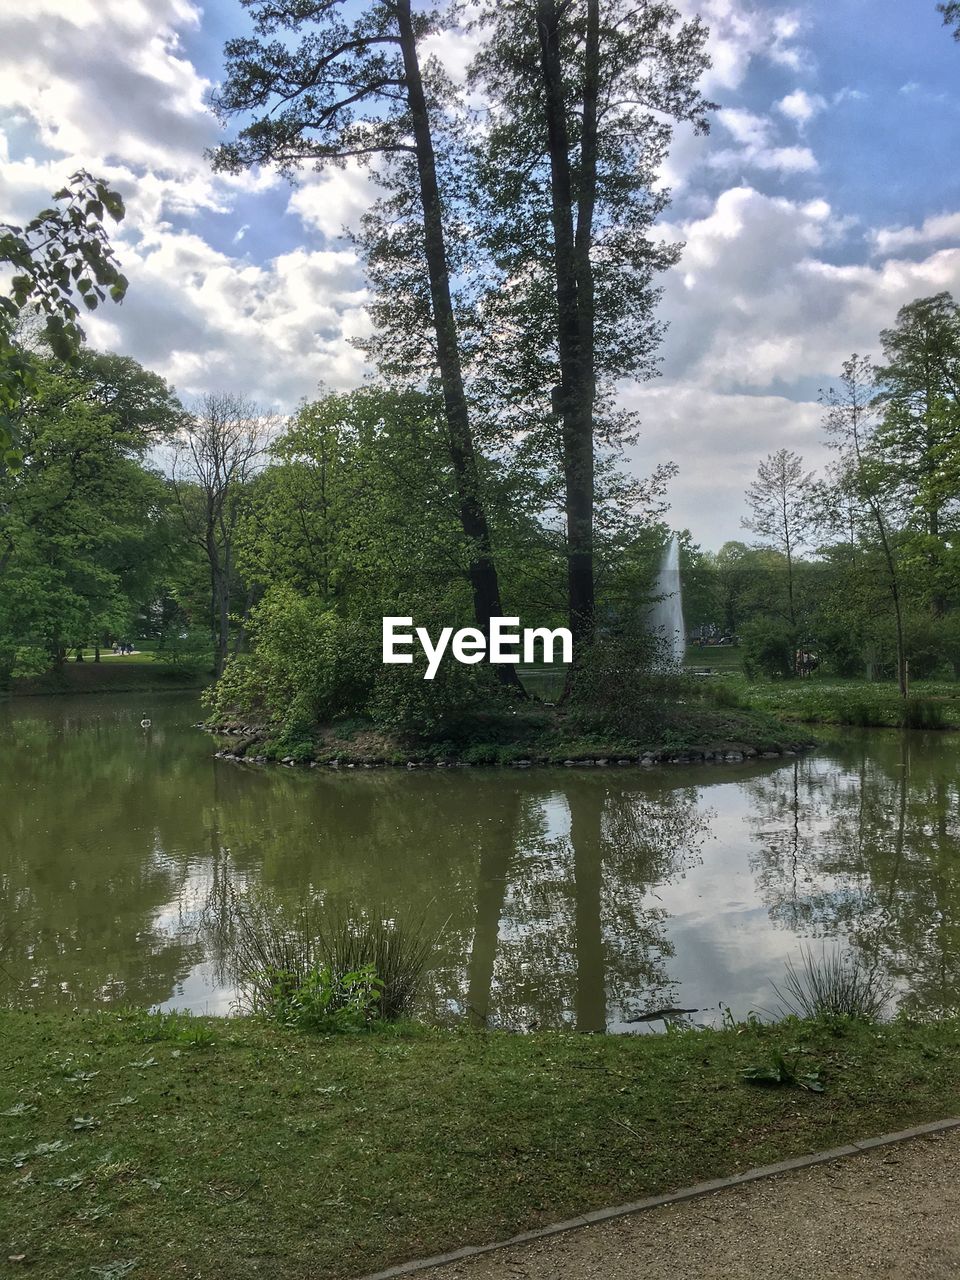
219, 885, 436, 1025
770, 946, 894, 1022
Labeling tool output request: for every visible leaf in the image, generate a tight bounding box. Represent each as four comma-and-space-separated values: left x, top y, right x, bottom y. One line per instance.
72, 1115, 100, 1131
33, 1139, 69, 1156
90, 1261, 138, 1279
50, 1173, 84, 1191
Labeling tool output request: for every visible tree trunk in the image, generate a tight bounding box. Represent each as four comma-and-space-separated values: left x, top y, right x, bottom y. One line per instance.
208, 529, 230, 680
395, 0, 521, 691
537, 0, 596, 652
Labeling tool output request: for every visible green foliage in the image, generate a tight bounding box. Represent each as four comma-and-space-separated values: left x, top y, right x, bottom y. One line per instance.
564, 632, 682, 738
900, 697, 947, 729
740, 616, 796, 681
742, 1050, 824, 1092
368, 657, 507, 743
109, 1008, 216, 1050
260, 963, 385, 1033
0, 172, 128, 464
218, 886, 434, 1026
0, 352, 180, 671
152, 629, 210, 675
205, 586, 377, 731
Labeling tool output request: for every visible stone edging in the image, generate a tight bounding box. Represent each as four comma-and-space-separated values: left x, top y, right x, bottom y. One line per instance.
357, 1117, 960, 1280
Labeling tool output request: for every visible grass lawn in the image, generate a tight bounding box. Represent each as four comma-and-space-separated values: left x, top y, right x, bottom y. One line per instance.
684, 644, 744, 672
733, 676, 960, 729
2, 1010, 960, 1278
6, 660, 210, 697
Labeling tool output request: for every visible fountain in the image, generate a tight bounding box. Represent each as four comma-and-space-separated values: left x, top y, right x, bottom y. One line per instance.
648, 534, 685, 666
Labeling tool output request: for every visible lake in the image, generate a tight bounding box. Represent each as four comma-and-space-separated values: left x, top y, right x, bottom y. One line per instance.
1, 691, 957, 1030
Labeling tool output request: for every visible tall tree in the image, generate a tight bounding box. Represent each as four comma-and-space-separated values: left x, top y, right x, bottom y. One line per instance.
469, 0, 713, 650
822, 356, 908, 696
170, 393, 269, 678
209, 0, 519, 687
875, 293, 960, 614
742, 449, 815, 641
0, 352, 170, 671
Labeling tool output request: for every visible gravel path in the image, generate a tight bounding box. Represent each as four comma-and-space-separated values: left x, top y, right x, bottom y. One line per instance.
427, 1130, 960, 1280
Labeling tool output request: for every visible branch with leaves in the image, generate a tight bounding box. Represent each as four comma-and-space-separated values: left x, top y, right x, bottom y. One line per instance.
0, 171, 128, 465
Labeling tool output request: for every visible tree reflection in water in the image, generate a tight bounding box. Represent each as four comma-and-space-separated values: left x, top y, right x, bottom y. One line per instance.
5, 693, 960, 1027
745, 733, 960, 1015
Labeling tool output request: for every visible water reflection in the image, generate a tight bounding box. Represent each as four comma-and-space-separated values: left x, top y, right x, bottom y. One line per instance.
746, 734, 960, 1016
2, 694, 959, 1027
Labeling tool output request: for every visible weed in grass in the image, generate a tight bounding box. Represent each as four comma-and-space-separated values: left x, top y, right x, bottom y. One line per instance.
111, 1008, 215, 1048
742, 1050, 824, 1092
770, 946, 894, 1022
259, 962, 384, 1032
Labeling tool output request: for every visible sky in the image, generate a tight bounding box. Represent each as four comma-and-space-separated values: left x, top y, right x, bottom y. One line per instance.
2, 0, 960, 549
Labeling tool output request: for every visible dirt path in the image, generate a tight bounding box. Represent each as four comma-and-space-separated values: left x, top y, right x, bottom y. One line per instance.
428, 1129, 960, 1280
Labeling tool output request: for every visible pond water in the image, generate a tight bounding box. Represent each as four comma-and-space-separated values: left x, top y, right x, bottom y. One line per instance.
1, 691, 958, 1030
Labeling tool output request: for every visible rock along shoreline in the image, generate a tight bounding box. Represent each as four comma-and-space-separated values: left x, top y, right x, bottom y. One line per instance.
201, 722, 817, 771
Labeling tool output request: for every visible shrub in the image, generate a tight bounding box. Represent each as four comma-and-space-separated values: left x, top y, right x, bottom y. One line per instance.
563, 631, 682, 737
740, 617, 795, 680
204, 587, 377, 731
262, 963, 384, 1033
217, 886, 435, 1026
770, 946, 893, 1022
367, 656, 506, 743
705, 680, 744, 709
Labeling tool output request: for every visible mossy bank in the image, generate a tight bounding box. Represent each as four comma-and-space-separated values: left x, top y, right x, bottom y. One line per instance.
204, 701, 814, 770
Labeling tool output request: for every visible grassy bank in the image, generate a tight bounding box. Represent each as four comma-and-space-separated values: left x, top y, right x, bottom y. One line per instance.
733, 677, 960, 729
2, 1010, 960, 1278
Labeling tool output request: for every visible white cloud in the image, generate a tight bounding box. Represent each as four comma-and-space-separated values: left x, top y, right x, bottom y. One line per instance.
653, 185, 960, 399
776, 88, 827, 126
621, 386, 824, 547
608, 181, 960, 543
871, 211, 960, 255
711, 108, 817, 174
85, 231, 371, 408
681, 1, 808, 93
287, 165, 380, 240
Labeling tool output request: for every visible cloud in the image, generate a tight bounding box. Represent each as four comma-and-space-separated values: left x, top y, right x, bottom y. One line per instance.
654, 185, 960, 398
287, 165, 380, 240
711, 108, 817, 174
681, 1, 808, 92
621, 385, 824, 547
80, 231, 370, 408
870, 211, 960, 255
776, 89, 827, 127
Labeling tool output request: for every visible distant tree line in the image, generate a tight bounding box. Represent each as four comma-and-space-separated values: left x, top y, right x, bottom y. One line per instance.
681, 295, 960, 688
